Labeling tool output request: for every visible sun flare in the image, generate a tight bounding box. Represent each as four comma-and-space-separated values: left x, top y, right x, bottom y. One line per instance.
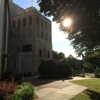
63, 18, 72, 27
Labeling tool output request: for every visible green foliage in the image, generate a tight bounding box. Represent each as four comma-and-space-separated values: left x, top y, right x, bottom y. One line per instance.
38, 59, 72, 79
60, 55, 76, 69
38, 60, 46, 75
8, 82, 35, 100
1, 72, 24, 84
83, 50, 100, 68
52, 50, 65, 59
38, 0, 100, 56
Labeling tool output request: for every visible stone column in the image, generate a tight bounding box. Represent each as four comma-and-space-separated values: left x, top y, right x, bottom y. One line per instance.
0, 0, 10, 78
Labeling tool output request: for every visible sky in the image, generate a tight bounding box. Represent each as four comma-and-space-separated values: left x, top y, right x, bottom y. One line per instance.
13, 0, 81, 59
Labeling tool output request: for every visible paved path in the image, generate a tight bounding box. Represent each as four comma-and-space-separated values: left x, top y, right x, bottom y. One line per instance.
36, 80, 87, 100
23, 76, 92, 100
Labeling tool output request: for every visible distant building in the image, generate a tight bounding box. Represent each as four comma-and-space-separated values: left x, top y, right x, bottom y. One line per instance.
75, 60, 84, 70
8, 2, 52, 75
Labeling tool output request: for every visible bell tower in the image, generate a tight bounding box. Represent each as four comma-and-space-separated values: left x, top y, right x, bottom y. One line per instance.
9, 0, 13, 2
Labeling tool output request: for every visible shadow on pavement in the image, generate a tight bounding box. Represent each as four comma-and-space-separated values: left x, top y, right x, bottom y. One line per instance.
23, 77, 73, 86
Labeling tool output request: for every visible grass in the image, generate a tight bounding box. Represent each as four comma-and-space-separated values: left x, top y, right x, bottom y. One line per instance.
70, 78, 100, 100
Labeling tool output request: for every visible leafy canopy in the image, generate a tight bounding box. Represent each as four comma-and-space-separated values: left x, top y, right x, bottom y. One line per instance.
37, 0, 100, 55
52, 50, 65, 59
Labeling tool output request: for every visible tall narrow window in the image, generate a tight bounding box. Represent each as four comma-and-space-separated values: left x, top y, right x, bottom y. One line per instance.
41, 32, 43, 38
17, 19, 21, 28
49, 24, 51, 32
29, 16, 32, 25
39, 49, 42, 57
15, 58, 16, 69
22, 58, 23, 70
17, 34, 19, 39
11, 32, 12, 37
12, 21, 16, 27
17, 47, 18, 52
45, 22, 47, 30
14, 33, 15, 38
10, 46, 12, 51
36, 17, 39, 26
41, 19, 43, 28
23, 18, 26, 27
45, 34, 48, 40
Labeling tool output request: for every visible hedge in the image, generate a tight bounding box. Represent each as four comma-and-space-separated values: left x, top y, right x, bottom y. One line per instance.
38, 59, 72, 79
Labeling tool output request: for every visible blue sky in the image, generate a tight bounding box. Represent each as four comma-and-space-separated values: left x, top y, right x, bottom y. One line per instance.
13, 0, 81, 59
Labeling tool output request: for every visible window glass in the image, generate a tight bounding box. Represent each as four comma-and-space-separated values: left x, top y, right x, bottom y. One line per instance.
23, 44, 32, 52
29, 16, 32, 25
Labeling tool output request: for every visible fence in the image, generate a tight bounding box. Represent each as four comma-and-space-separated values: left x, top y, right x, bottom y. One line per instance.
72, 69, 85, 77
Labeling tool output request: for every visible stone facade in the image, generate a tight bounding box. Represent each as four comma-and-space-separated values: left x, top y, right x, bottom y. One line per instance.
0, 0, 10, 78
8, 6, 52, 75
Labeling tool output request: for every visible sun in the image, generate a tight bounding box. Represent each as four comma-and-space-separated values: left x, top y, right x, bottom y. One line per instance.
63, 18, 72, 27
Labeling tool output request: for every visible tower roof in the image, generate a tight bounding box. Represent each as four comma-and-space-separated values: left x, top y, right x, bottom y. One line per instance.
9, 1, 24, 16
25, 6, 38, 12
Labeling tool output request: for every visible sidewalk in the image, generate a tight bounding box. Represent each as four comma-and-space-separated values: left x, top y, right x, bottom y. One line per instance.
23, 76, 91, 100
36, 79, 87, 100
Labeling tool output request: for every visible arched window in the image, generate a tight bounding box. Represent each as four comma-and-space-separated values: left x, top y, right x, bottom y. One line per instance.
43, 48, 47, 59
12, 21, 16, 27
41, 19, 43, 28
17, 19, 21, 28
23, 18, 26, 27
39, 49, 42, 57
29, 16, 32, 25
36, 16, 39, 26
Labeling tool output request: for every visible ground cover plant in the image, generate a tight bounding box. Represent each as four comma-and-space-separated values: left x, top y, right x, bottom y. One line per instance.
70, 78, 100, 100
0, 77, 36, 100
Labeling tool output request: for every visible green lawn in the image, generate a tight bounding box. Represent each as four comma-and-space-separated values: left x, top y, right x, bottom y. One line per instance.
70, 78, 100, 100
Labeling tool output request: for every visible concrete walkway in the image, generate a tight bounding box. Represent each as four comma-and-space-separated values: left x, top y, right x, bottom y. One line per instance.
36, 80, 87, 100
23, 76, 92, 100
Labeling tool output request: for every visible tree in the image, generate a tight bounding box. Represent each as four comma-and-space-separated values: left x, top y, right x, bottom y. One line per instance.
52, 50, 65, 59
60, 55, 76, 69
83, 50, 100, 68
37, 0, 100, 56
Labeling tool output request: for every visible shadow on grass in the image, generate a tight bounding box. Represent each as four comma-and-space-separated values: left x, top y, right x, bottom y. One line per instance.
84, 89, 100, 100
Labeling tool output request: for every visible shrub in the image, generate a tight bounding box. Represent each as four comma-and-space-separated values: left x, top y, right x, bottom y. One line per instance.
38, 59, 72, 79
0, 77, 18, 99
1, 71, 13, 81
8, 82, 35, 100
38, 60, 46, 75
15, 73, 24, 84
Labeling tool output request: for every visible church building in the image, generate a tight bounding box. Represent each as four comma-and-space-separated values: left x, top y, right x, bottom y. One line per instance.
8, 1, 52, 75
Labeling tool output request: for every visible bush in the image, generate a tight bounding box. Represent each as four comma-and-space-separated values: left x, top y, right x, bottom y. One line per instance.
15, 73, 24, 84
0, 77, 18, 99
38, 60, 46, 75
38, 59, 72, 79
1, 71, 13, 81
1, 72, 24, 84
8, 82, 35, 100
